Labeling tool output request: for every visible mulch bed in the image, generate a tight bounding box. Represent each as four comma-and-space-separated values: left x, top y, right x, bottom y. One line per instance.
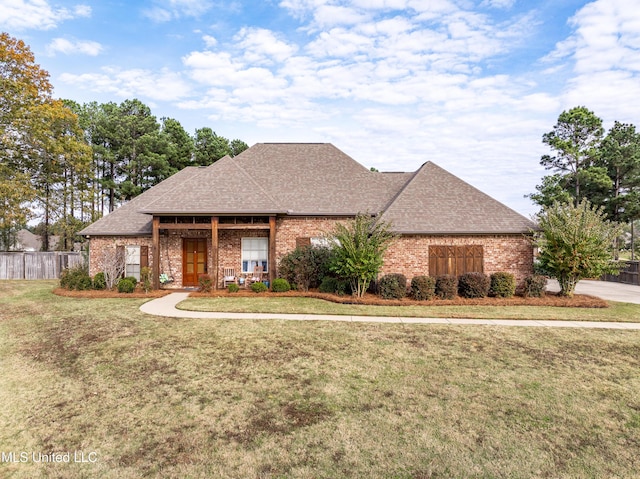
53, 287, 608, 308
53, 288, 172, 299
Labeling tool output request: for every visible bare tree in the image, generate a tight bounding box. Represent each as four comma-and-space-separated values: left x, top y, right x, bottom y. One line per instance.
100, 246, 125, 289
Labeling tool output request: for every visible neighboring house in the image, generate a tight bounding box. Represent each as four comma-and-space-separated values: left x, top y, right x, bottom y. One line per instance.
12, 230, 59, 252
79, 143, 535, 289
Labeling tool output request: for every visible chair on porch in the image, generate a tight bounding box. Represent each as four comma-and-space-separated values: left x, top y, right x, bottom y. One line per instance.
245, 265, 264, 287
222, 268, 238, 288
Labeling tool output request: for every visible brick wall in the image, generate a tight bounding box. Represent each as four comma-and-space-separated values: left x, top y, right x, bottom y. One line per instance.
381, 234, 534, 284
89, 221, 534, 289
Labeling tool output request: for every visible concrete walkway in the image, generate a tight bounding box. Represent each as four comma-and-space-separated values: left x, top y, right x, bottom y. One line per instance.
140, 291, 640, 330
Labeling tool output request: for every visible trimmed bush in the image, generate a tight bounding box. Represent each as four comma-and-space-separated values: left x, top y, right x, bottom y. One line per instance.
198, 274, 213, 293
410, 275, 436, 301
117, 277, 136, 293
489, 272, 516, 298
60, 265, 92, 291
379, 273, 407, 300
523, 274, 547, 298
435, 275, 458, 299
458, 272, 490, 298
92, 272, 106, 290
228, 283, 240, 293
271, 278, 291, 292
251, 282, 268, 293
278, 245, 333, 291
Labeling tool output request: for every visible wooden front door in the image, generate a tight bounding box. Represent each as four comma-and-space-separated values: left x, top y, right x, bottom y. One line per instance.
182, 238, 207, 286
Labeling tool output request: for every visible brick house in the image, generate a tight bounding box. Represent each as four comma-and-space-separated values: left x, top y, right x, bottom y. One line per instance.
80, 143, 535, 289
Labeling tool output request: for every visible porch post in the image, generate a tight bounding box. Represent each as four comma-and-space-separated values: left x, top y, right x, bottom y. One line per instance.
211, 216, 219, 289
152, 216, 160, 290
269, 215, 276, 286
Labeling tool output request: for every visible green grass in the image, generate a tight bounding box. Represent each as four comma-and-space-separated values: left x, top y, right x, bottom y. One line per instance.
177, 296, 640, 322
1, 280, 640, 478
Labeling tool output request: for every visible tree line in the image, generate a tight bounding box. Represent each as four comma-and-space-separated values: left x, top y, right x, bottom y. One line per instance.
0, 32, 247, 251
530, 105, 640, 226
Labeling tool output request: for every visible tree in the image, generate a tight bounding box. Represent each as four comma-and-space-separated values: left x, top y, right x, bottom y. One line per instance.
161, 117, 194, 171
1, 33, 91, 250
193, 127, 231, 165
0, 165, 34, 250
534, 199, 623, 297
540, 106, 606, 204
595, 121, 640, 224
328, 214, 396, 298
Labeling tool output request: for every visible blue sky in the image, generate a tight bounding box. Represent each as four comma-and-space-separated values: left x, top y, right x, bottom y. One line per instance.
2, 0, 639, 217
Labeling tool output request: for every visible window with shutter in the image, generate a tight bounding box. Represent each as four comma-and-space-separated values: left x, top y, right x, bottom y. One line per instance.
429, 245, 483, 276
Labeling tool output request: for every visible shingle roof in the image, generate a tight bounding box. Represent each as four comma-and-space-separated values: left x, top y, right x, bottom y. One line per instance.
379, 161, 534, 234
80, 143, 534, 236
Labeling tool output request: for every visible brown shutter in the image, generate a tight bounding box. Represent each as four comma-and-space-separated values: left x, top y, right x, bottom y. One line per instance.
140, 245, 149, 268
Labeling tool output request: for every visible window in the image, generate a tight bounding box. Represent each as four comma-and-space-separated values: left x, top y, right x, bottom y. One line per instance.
429, 245, 483, 277
242, 237, 268, 273
125, 245, 141, 281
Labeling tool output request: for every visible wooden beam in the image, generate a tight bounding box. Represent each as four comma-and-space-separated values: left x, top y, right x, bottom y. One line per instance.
269, 216, 276, 286
212, 216, 219, 290
217, 223, 271, 230
158, 223, 212, 230
152, 216, 160, 289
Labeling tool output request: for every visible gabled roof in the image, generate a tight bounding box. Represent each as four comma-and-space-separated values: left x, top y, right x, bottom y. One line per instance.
379, 162, 534, 234
80, 143, 534, 236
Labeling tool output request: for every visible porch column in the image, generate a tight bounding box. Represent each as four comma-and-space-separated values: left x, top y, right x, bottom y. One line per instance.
152, 216, 160, 289
269, 216, 276, 285
211, 216, 219, 289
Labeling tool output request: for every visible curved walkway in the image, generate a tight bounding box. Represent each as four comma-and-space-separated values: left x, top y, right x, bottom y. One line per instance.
140, 291, 640, 330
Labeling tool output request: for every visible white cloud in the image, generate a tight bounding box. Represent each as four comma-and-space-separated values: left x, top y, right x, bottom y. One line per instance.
142, 0, 214, 21
59, 67, 192, 101
234, 28, 299, 64
0, 0, 91, 31
46, 37, 103, 56
202, 35, 217, 48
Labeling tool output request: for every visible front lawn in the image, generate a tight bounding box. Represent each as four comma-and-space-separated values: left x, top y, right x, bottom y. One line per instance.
177, 295, 640, 322
1, 280, 639, 478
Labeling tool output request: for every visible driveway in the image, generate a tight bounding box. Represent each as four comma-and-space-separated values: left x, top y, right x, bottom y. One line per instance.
546, 279, 640, 304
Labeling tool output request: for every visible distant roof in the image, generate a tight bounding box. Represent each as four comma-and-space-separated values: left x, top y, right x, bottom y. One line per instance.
80, 143, 534, 236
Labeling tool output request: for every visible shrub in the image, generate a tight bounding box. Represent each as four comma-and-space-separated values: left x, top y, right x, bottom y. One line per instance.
140, 267, 152, 293
60, 265, 92, 291
92, 272, 106, 290
410, 275, 436, 301
117, 277, 136, 293
523, 274, 547, 298
458, 272, 490, 298
271, 278, 291, 292
318, 277, 349, 295
251, 282, 268, 293
124, 276, 138, 285
435, 275, 458, 300
379, 273, 407, 300
228, 283, 240, 293
489, 272, 516, 298
198, 274, 212, 293
278, 245, 333, 291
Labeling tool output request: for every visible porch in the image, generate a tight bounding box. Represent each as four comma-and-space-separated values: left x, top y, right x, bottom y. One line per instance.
152, 215, 277, 290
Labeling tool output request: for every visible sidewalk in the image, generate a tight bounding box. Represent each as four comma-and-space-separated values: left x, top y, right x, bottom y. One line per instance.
140, 292, 640, 330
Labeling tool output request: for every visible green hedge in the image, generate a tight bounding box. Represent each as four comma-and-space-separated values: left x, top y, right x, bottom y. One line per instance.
410, 275, 436, 301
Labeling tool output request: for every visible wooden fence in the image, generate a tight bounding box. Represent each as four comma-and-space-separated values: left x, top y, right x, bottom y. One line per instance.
602, 261, 640, 286
0, 252, 84, 280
